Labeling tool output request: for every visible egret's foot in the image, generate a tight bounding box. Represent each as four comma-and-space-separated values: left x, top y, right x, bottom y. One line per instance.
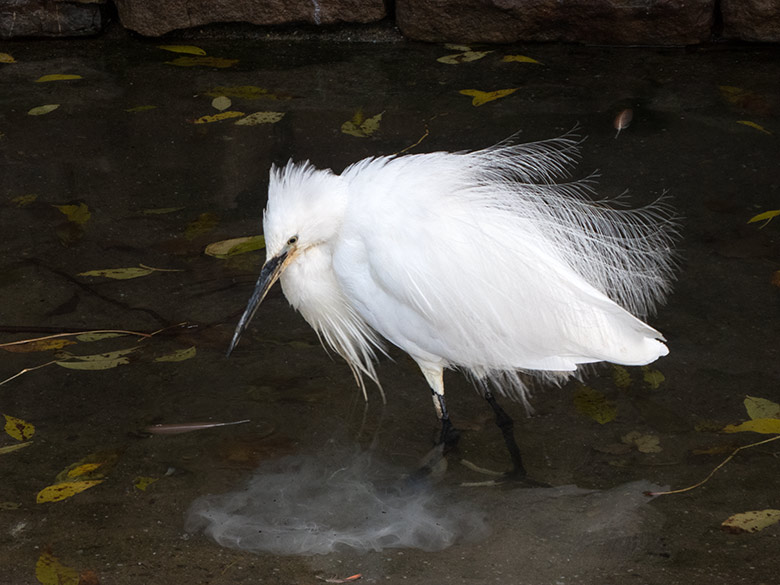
459, 459, 550, 487
438, 416, 461, 450
405, 443, 448, 484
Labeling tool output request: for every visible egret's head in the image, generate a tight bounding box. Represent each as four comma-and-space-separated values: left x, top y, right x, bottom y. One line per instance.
227, 161, 348, 355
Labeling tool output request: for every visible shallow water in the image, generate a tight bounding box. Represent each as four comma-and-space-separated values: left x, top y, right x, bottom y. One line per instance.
1, 35, 779, 584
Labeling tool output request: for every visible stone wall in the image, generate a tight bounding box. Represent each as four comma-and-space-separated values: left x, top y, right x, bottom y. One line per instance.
1, 0, 779, 43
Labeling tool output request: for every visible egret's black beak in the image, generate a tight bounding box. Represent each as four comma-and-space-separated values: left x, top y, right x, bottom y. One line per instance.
226, 250, 288, 356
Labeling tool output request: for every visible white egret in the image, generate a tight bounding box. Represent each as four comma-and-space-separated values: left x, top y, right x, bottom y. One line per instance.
227, 131, 677, 478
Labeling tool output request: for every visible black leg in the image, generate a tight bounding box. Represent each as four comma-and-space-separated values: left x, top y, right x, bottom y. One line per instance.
484, 391, 526, 477
433, 391, 461, 449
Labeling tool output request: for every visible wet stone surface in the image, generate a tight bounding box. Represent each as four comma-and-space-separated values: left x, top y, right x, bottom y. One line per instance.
1, 38, 779, 584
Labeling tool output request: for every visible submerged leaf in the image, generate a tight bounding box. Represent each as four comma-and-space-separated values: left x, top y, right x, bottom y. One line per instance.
134, 476, 159, 491
204, 85, 294, 100
35, 74, 82, 82
721, 509, 780, 534
235, 111, 285, 126
125, 105, 157, 112
641, 365, 665, 389
155, 346, 196, 362
573, 386, 617, 424
35, 550, 80, 585
78, 267, 154, 280
736, 120, 772, 134
2, 338, 74, 352
612, 365, 632, 389
28, 104, 60, 116
459, 88, 517, 106
205, 235, 266, 258
0, 442, 33, 454
341, 111, 383, 138
4, 414, 35, 441
437, 50, 493, 65
11, 193, 37, 207
53, 202, 91, 225
744, 396, 780, 420
621, 430, 662, 453
0, 52, 16, 63
142, 206, 184, 215
157, 44, 207, 56
185, 212, 219, 239
193, 111, 245, 124
167, 56, 238, 68
501, 54, 541, 64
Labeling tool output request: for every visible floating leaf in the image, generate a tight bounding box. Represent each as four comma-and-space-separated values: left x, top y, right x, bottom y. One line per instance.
721, 510, 780, 534
125, 105, 157, 112
723, 418, 780, 434
205, 235, 265, 258
641, 366, 665, 389
35, 74, 82, 82
134, 476, 159, 491
744, 396, 780, 420
155, 346, 196, 362
157, 44, 207, 56
719, 86, 773, 114
501, 54, 541, 64
612, 365, 632, 389
2, 338, 74, 352
736, 120, 772, 135
78, 266, 154, 280
211, 95, 232, 111
621, 430, 662, 453
772, 270, 780, 289
35, 550, 79, 585
459, 88, 517, 106
54, 449, 120, 483
67, 462, 104, 478
437, 50, 493, 65
573, 386, 617, 424
204, 85, 293, 100
185, 212, 219, 239
235, 111, 285, 126
341, 111, 383, 138
36, 480, 104, 503
0, 52, 16, 63
193, 111, 245, 124
28, 104, 60, 116
55, 347, 137, 370
11, 193, 37, 207
4, 414, 35, 441
53, 202, 91, 225
166, 56, 238, 68
142, 206, 184, 215
747, 209, 780, 228
0, 442, 33, 455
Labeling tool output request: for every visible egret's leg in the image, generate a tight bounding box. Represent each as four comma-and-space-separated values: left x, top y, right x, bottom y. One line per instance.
484, 391, 526, 477
419, 364, 460, 447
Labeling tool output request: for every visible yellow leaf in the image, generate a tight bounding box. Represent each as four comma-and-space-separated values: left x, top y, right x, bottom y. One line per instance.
185, 212, 219, 239
736, 120, 772, 135
2, 338, 75, 352
155, 346, 196, 362
35, 74, 82, 82
641, 365, 665, 389
36, 480, 104, 503
747, 209, 780, 228
0, 52, 16, 63
4, 414, 35, 441
125, 105, 157, 112
134, 476, 159, 491
35, 550, 79, 585
204, 85, 293, 100
193, 111, 245, 124
67, 462, 104, 478
166, 56, 238, 68
211, 95, 232, 111
78, 267, 154, 280
612, 365, 632, 389
157, 44, 207, 56
55, 347, 137, 371
723, 418, 780, 434
341, 111, 383, 138
28, 104, 60, 116
234, 111, 285, 126
141, 206, 184, 215
53, 202, 91, 225
573, 386, 617, 424
0, 441, 33, 455
501, 54, 542, 64
11, 193, 37, 207
205, 235, 266, 258
721, 509, 780, 534
459, 88, 517, 106
437, 50, 493, 64
744, 396, 780, 420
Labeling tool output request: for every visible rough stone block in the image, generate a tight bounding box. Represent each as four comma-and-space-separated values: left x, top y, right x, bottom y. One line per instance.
722, 0, 780, 42
0, 0, 105, 39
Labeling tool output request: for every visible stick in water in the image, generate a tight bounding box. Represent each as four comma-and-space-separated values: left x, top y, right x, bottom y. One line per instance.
144, 419, 250, 435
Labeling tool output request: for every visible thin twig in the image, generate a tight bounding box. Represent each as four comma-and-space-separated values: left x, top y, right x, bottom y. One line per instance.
0, 361, 57, 387
647, 435, 780, 496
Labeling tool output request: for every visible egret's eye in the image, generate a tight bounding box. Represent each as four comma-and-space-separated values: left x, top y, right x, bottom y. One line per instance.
287, 235, 299, 246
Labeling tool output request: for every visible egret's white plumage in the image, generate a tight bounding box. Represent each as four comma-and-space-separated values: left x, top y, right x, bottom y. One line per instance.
229, 131, 677, 417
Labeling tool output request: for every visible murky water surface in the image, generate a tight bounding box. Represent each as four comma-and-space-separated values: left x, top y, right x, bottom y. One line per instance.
1, 36, 779, 584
